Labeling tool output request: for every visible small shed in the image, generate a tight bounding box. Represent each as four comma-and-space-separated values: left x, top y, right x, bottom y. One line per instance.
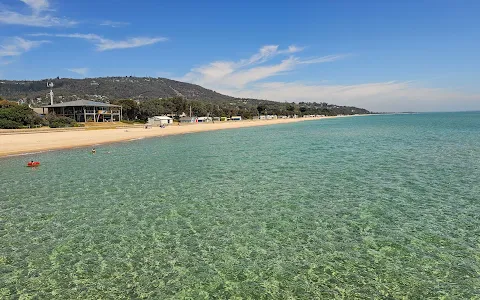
180, 116, 197, 123
231, 116, 242, 121
197, 117, 212, 123
148, 116, 173, 126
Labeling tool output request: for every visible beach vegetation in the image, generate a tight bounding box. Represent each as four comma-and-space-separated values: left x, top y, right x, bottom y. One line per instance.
113, 99, 139, 121
0, 100, 45, 129
46, 114, 77, 128
0, 119, 23, 129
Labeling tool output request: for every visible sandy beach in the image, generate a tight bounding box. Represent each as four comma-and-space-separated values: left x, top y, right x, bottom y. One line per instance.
0, 117, 342, 157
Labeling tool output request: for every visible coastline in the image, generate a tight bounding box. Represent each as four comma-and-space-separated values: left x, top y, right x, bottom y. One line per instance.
0, 116, 352, 158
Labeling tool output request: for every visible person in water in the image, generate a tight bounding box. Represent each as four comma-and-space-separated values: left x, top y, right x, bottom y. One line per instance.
92, 148, 96, 154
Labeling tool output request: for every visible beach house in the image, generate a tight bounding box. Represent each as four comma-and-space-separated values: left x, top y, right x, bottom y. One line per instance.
41, 100, 122, 122
197, 117, 213, 123
179, 116, 197, 123
148, 116, 173, 126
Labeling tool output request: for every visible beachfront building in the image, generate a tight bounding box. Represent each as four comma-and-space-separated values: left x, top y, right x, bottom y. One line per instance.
197, 117, 213, 123
179, 116, 197, 123
42, 100, 122, 122
148, 116, 173, 126
231, 116, 242, 121
257, 115, 278, 120
220, 117, 228, 122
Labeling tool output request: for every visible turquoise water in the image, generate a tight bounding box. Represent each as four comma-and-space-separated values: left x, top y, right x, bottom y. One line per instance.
1, 113, 479, 299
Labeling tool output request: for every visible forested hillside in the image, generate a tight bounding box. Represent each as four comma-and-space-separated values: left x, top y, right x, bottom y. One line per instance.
0, 77, 370, 118
0, 77, 234, 103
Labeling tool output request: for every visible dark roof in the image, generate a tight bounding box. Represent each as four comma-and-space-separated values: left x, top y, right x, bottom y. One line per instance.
42, 100, 121, 108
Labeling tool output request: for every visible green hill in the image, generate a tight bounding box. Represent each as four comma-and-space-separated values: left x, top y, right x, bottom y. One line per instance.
0, 77, 370, 117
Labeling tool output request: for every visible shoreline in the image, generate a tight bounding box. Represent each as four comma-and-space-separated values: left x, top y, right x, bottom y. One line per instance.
0, 116, 354, 158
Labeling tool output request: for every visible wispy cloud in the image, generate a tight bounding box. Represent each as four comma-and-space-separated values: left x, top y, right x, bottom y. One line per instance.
180, 45, 479, 112
181, 45, 349, 89
0, 37, 48, 57
0, 0, 76, 27
20, 0, 49, 13
97, 37, 167, 51
28, 33, 167, 51
67, 68, 88, 76
0, 11, 77, 27
100, 20, 130, 28
217, 81, 480, 112
300, 54, 352, 64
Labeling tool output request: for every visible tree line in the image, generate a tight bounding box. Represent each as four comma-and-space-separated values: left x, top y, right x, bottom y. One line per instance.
114, 97, 370, 121
0, 95, 370, 129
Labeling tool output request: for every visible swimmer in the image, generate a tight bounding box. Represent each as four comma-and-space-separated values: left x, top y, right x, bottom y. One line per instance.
92, 148, 96, 154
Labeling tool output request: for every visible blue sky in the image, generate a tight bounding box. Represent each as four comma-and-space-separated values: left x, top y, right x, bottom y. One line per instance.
0, 0, 479, 111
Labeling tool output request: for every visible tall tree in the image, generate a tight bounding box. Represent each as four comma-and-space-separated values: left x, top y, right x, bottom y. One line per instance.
113, 99, 138, 120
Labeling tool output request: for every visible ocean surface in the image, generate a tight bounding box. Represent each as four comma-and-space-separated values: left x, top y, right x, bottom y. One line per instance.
1, 113, 479, 299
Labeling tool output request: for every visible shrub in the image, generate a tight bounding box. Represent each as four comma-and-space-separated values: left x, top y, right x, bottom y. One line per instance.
0, 119, 22, 129
46, 114, 77, 128
0, 101, 45, 128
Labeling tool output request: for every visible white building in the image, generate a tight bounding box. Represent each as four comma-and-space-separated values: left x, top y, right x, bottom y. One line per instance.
148, 116, 173, 126
258, 115, 277, 120
231, 116, 242, 121
197, 117, 213, 123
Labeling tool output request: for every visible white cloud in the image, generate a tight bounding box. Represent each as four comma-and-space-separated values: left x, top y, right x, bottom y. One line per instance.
0, 11, 77, 27
20, 0, 49, 13
0, 37, 48, 57
181, 44, 348, 89
300, 54, 351, 64
97, 37, 167, 51
67, 68, 88, 76
100, 20, 130, 28
180, 45, 479, 112
282, 45, 305, 54
29, 33, 167, 51
0, 0, 76, 27
218, 57, 298, 87
217, 81, 480, 112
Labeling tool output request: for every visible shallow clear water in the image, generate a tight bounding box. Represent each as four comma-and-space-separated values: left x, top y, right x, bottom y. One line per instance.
1, 113, 479, 299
